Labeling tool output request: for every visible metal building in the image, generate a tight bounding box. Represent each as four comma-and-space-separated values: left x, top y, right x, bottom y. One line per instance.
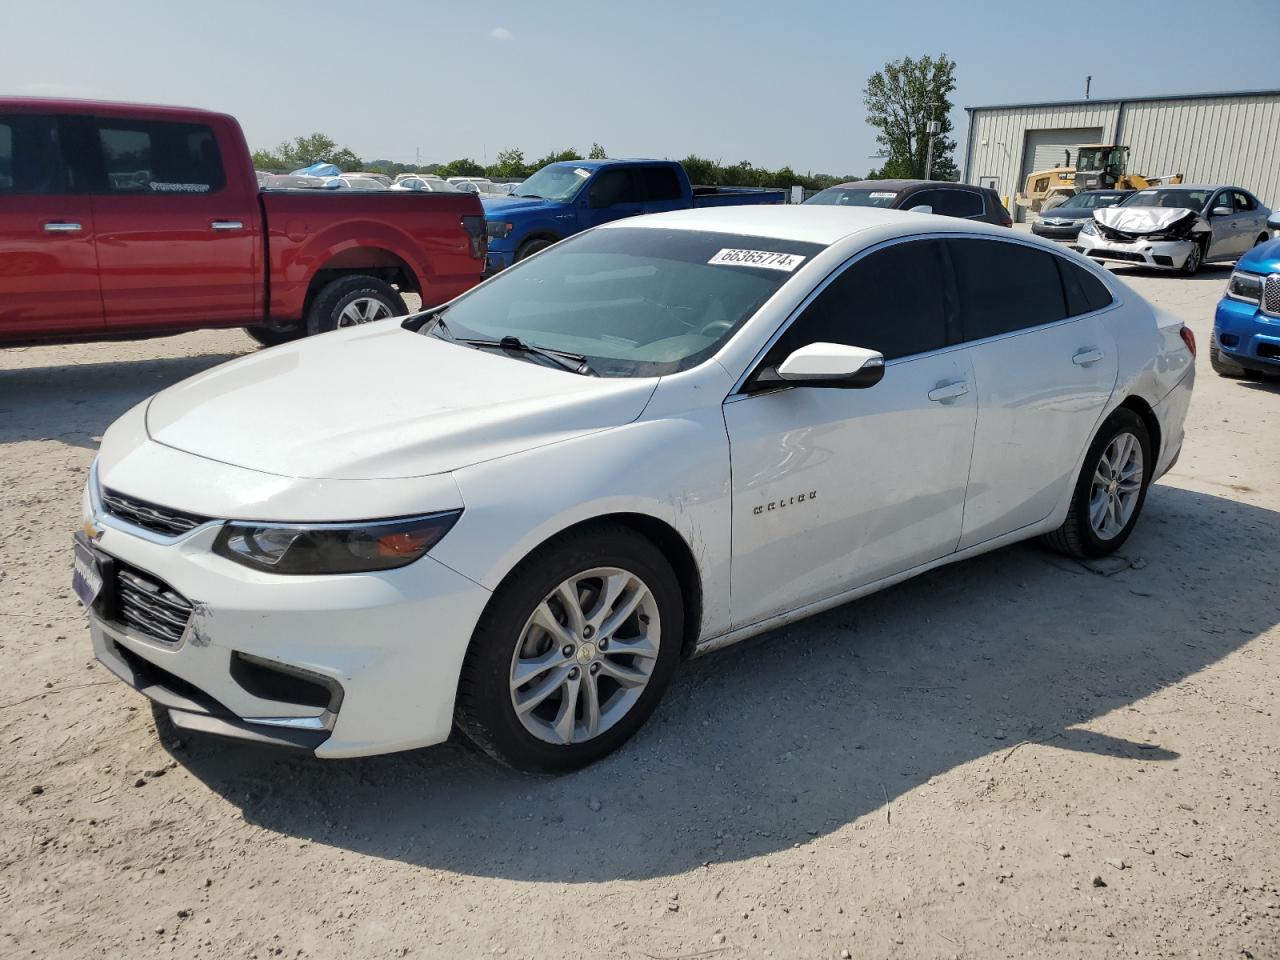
961, 89, 1280, 221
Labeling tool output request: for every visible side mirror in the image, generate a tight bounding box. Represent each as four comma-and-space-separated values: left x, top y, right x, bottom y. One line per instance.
1267, 211, 1280, 230
758, 343, 885, 389
1210, 206, 1233, 218
908, 204, 933, 215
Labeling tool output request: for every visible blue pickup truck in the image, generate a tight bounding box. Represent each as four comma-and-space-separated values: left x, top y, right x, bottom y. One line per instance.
480, 159, 786, 275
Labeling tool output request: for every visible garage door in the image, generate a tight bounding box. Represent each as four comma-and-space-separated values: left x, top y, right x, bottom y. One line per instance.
1016, 127, 1104, 221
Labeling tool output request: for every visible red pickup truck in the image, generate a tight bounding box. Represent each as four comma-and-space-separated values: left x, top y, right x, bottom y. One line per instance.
0, 98, 486, 347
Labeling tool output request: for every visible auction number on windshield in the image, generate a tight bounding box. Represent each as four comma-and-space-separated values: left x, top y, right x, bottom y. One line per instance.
708, 248, 807, 272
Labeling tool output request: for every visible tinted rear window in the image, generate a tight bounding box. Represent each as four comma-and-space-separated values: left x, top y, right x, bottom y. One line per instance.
0, 114, 65, 195
930, 189, 984, 218
642, 166, 683, 201
946, 238, 1067, 340
97, 119, 225, 195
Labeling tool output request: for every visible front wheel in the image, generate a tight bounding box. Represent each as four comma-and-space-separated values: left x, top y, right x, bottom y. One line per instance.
1179, 239, 1204, 275
455, 524, 683, 772
1042, 408, 1153, 559
515, 237, 555, 262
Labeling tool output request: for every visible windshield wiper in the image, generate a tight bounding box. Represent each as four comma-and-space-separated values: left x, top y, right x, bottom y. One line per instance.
473, 336, 595, 375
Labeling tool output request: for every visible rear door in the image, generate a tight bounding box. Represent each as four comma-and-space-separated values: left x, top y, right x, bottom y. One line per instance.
945, 237, 1118, 549
637, 165, 687, 214
930, 188, 987, 222
88, 115, 258, 332
0, 112, 103, 341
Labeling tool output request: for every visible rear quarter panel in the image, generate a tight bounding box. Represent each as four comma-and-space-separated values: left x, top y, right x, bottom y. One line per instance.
261, 191, 483, 319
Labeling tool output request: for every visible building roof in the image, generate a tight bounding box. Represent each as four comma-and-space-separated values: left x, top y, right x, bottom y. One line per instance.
965, 88, 1280, 113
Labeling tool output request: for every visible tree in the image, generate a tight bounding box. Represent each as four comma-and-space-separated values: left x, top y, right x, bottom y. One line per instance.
588, 142, 607, 160
251, 133, 363, 172
530, 148, 583, 169
863, 54, 958, 181
438, 158, 486, 178
489, 148, 528, 179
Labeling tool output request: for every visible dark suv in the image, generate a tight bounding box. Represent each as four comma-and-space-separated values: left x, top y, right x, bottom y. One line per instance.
804, 179, 1012, 227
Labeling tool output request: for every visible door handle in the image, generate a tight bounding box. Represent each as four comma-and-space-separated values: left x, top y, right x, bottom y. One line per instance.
43, 221, 83, 233
1072, 348, 1104, 366
210, 220, 244, 231
928, 380, 969, 402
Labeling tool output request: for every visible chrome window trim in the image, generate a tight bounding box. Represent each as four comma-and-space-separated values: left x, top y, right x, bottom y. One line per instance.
726, 230, 1122, 398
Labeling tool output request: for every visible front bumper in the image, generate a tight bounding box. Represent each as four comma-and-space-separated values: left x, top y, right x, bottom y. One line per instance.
483, 246, 515, 277
81, 470, 492, 759
1214, 295, 1280, 369
1031, 220, 1084, 241
1075, 231, 1193, 270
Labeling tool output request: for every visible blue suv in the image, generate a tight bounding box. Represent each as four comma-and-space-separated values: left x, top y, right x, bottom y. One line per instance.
1213, 236, 1280, 377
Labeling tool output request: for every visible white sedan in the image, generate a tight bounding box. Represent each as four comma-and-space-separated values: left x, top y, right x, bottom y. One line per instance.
77, 207, 1195, 771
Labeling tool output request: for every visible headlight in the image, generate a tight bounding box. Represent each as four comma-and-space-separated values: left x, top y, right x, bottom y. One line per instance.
486, 220, 514, 240
1226, 270, 1264, 304
213, 511, 462, 575
1079, 220, 1098, 236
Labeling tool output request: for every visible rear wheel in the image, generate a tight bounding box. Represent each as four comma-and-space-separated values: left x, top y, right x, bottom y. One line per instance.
305, 275, 406, 337
455, 524, 683, 773
1042, 408, 1152, 559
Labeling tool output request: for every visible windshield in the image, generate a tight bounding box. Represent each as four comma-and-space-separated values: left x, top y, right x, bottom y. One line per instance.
1060, 192, 1128, 210
424, 227, 824, 377
511, 163, 591, 201
804, 187, 900, 207
1123, 188, 1212, 210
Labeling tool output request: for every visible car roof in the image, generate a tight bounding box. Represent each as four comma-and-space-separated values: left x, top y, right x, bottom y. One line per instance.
823, 179, 981, 192
606, 205, 1012, 246
1134, 184, 1232, 192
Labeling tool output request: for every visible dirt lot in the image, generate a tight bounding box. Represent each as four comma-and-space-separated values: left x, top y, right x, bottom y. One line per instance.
1, 266, 1277, 960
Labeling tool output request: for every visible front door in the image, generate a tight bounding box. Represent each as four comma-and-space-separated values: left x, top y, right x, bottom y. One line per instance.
88, 115, 258, 332
724, 238, 977, 629
0, 112, 103, 341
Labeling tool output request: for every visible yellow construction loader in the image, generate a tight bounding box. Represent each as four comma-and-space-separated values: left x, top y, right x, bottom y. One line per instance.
1015, 144, 1183, 216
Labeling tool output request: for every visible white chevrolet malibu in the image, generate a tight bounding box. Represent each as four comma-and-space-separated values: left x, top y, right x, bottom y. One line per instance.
77, 207, 1195, 771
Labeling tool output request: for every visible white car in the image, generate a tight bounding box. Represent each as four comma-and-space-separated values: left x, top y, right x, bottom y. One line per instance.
77, 207, 1195, 771
390, 176, 459, 193
1076, 185, 1271, 274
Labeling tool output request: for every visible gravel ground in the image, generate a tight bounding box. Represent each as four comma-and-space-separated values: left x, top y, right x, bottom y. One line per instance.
1, 267, 1277, 960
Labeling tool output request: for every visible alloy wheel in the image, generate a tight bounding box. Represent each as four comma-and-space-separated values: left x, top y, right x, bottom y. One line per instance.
1088, 431, 1144, 540
336, 296, 393, 327
509, 567, 660, 745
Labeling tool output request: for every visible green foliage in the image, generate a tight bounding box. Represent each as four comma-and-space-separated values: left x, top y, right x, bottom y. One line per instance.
679, 155, 855, 192
490, 148, 529, 179
364, 159, 442, 177
588, 142, 608, 160
530, 148, 584, 169
251, 133, 363, 172
437, 158, 487, 178
863, 53, 958, 181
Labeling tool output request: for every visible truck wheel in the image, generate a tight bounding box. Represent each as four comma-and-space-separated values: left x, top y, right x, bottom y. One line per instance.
306, 275, 407, 337
515, 238, 555, 262
1210, 340, 1266, 379
245, 324, 305, 348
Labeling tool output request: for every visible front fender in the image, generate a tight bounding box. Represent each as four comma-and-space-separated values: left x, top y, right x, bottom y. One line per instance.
433, 411, 733, 643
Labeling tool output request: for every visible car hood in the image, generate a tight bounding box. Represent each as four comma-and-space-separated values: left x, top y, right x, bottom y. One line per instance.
481, 195, 568, 217
145, 322, 658, 481
1039, 206, 1092, 221
1236, 236, 1280, 273
1094, 206, 1203, 234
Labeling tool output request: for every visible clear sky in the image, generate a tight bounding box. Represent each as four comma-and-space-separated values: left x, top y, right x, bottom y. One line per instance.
3, 0, 1278, 176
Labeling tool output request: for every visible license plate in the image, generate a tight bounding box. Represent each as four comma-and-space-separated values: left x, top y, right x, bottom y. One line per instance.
72, 534, 105, 610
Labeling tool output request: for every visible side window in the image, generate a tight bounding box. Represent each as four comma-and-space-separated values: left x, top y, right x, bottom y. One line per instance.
768, 240, 951, 363
932, 189, 984, 218
902, 189, 938, 212
96, 119, 226, 195
641, 166, 682, 201
0, 114, 67, 195
1056, 257, 1114, 317
1232, 191, 1255, 212
947, 238, 1067, 341
589, 169, 642, 207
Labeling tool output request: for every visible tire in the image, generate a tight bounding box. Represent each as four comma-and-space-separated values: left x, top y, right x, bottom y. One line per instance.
245, 324, 305, 348
1042, 408, 1153, 559
305, 275, 406, 337
1255, 233, 1270, 248
1209, 340, 1247, 378
515, 237, 555, 262
455, 523, 684, 773
1179, 238, 1204, 275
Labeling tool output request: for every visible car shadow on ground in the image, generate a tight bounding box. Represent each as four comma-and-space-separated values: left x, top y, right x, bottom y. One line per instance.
0, 352, 245, 448
167, 481, 1279, 883
1109, 263, 1232, 283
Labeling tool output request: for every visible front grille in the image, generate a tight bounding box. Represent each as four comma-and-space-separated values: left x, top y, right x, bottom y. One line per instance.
114, 563, 193, 645
101, 488, 209, 537
1103, 250, 1146, 263
1264, 274, 1280, 316
1258, 343, 1280, 360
